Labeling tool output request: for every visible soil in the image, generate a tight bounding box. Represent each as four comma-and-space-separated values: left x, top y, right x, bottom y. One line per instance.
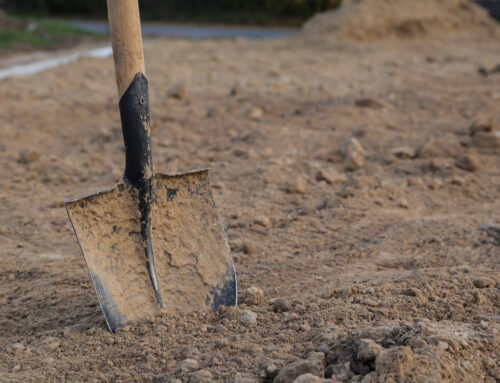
0, 3, 499, 382
302, 0, 499, 41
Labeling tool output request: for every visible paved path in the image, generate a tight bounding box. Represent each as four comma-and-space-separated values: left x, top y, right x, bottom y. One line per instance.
68, 20, 298, 39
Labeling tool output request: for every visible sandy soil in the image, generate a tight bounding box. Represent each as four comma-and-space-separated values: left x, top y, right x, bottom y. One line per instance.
0, 16, 499, 383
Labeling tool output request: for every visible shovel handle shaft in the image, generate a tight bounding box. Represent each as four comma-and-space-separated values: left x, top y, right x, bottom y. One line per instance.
107, 0, 146, 99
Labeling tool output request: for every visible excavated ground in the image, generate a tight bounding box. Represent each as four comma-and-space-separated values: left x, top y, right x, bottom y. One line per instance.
0, 30, 499, 382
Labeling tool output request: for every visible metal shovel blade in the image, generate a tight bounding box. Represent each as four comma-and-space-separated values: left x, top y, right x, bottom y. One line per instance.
66, 170, 237, 331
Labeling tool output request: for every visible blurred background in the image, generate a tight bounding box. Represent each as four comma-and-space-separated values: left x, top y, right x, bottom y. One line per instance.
1, 0, 499, 54
1, 0, 342, 25
0, 0, 344, 54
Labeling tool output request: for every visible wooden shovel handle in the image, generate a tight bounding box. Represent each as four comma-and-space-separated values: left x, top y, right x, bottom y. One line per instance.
107, 0, 146, 99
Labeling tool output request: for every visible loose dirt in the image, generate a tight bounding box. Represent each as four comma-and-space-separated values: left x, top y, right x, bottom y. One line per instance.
302, 0, 499, 41
0, 7, 499, 383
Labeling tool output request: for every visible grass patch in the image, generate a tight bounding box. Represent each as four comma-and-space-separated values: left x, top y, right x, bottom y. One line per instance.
0, 17, 98, 51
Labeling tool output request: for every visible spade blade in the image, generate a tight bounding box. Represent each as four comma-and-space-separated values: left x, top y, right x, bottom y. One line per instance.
66, 170, 237, 331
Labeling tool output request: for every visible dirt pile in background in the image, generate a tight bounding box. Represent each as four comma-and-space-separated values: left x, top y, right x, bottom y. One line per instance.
302, 0, 499, 41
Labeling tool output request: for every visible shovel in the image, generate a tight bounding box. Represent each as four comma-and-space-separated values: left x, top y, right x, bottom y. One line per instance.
66, 0, 237, 332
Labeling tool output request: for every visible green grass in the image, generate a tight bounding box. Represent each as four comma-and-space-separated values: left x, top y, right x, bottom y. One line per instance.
0, 17, 98, 51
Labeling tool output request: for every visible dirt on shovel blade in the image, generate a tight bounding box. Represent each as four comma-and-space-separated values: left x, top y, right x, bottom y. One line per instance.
66, 171, 236, 331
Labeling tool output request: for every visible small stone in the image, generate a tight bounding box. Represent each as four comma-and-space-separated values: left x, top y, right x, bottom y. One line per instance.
364, 298, 378, 307
392, 146, 416, 159
249, 107, 263, 120
189, 369, 213, 383
478, 223, 500, 242
233, 148, 249, 158
116, 325, 132, 333
426, 159, 443, 172
42, 337, 60, 351
11, 364, 21, 373
473, 291, 487, 305
168, 83, 187, 100
357, 339, 382, 361
340, 137, 366, 171
260, 362, 279, 379
18, 149, 40, 164
230, 85, 241, 96
461, 361, 473, 371
239, 310, 257, 327
455, 153, 480, 171
292, 374, 322, 383
469, 118, 497, 136
292, 177, 307, 194
306, 351, 325, 363
274, 359, 323, 383
469, 131, 500, 149
473, 277, 494, 288
254, 216, 271, 227
483, 357, 496, 371
398, 198, 409, 209
212, 182, 225, 190
403, 288, 427, 304
273, 298, 292, 313
242, 240, 256, 255
315, 169, 347, 185
6, 343, 25, 355
437, 341, 449, 351
300, 323, 311, 332
416, 135, 462, 158
232, 372, 255, 383
242, 287, 265, 305
232, 210, 243, 219
176, 358, 199, 373
324, 363, 349, 380
450, 176, 466, 186
480, 320, 489, 329
375, 347, 415, 375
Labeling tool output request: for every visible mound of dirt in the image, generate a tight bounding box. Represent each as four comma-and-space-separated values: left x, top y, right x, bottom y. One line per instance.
302, 0, 499, 41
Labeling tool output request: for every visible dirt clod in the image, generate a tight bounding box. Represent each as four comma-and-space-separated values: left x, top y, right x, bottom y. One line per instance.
239, 310, 258, 327
357, 339, 382, 362
177, 358, 200, 374
417, 135, 462, 158
315, 168, 347, 185
168, 83, 188, 100
292, 373, 322, 383
242, 287, 265, 305
17, 149, 40, 164
340, 137, 365, 171
473, 277, 494, 288
274, 359, 323, 383
455, 152, 480, 171
469, 117, 497, 136
375, 346, 415, 376
291, 177, 308, 194
254, 215, 271, 227
273, 298, 292, 313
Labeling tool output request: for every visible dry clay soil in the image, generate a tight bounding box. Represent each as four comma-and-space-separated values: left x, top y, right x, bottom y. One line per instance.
0, 31, 499, 382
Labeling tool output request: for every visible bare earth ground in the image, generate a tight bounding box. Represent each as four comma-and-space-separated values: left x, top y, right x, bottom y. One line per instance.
0, 32, 499, 382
